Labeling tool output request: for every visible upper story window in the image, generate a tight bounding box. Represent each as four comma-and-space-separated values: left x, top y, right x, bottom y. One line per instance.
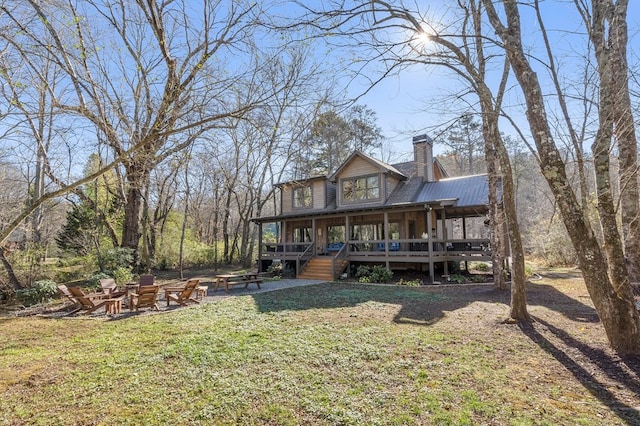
293, 186, 312, 208
342, 175, 380, 202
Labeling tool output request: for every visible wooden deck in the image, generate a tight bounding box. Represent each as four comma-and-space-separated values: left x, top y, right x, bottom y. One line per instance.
259, 239, 492, 263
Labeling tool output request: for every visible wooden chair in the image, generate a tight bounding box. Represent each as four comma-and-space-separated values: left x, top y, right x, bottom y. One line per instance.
68, 286, 111, 314
129, 285, 160, 312
57, 284, 77, 304
99, 278, 127, 298
165, 279, 200, 307
139, 274, 155, 286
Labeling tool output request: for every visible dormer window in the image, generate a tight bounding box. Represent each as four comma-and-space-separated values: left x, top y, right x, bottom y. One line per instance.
342, 175, 380, 202
293, 185, 312, 208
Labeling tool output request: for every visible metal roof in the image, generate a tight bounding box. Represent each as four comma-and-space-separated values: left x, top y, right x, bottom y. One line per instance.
413, 174, 495, 207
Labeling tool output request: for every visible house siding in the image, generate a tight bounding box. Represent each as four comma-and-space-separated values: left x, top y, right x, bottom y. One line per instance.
281, 180, 322, 214
281, 186, 293, 214
313, 180, 326, 209
339, 156, 381, 178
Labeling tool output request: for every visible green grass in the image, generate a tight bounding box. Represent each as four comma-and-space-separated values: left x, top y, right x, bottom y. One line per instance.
0, 282, 635, 425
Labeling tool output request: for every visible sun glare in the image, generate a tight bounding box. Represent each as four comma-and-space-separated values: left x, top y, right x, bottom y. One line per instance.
410, 29, 434, 55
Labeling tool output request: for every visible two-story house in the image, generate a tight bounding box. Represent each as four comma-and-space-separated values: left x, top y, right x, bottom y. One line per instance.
253, 134, 501, 283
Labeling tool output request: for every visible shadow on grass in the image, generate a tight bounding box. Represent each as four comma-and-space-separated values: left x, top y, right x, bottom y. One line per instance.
526, 282, 600, 323
251, 280, 639, 423
520, 318, 640, 425
251, 280, 598, 326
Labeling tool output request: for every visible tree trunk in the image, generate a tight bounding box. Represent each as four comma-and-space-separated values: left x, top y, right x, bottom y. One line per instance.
121, 164, 151, 268
483, 0, 640, 354
484, 128, 506, 290
479, 96, 529, 320
1, 246, 21, 290
605, 1, 640, 282
497, 138, 529, 321
178, 161, 191, 280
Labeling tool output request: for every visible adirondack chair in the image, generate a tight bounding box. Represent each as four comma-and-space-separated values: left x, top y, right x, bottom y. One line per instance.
67, 286, 111, 314
128, 285, 160, 312
99, 278, 127, 298
165, 279, 200, 307
57, 284, 79, 306
139, 274, 155, 286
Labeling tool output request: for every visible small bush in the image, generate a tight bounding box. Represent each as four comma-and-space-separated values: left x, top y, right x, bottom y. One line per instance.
355, 265, 371, 279
112, 267, 133, 285
396, 278, 422, 287
474, 262, 490, 272
524, 263, 536, 278
98, 247, 134, 274
447, 274, 467, 284
17, 280, 58, 305
267, 262, 283, 278
87, 272, 112, 290
355, 265, 393, 283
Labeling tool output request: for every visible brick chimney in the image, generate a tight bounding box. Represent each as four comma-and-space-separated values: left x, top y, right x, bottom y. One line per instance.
413, 134, 434, 182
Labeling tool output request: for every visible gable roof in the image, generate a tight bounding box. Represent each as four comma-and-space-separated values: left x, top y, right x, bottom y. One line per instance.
329, 150, 407, 182
274, 175, 327, 188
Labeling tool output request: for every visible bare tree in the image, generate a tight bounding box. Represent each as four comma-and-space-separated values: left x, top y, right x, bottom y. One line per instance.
290, 0, 528, 319
0, 0, 290, 268
574, 0, 640, 282
482, 0, 640, 354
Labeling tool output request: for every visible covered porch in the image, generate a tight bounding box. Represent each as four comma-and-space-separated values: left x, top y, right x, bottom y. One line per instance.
256, 202, 500, 283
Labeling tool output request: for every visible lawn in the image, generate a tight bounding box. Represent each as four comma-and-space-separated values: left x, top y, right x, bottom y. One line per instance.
1, 270, 639, 425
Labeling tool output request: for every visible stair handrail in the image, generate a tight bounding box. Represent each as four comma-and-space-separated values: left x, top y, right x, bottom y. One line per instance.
331, 242, 349, 279
296, 242, 315, 276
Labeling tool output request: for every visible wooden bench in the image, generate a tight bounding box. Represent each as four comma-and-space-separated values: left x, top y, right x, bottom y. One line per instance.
214, 274, 263, 292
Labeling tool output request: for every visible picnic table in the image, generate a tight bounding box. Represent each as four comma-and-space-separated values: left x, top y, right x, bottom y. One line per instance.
214, 273, 263, 292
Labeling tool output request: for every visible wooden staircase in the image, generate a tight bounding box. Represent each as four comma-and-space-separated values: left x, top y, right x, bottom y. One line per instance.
297, 257, 348, 281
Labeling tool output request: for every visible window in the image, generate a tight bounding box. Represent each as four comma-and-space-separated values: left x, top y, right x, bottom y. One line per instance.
327, 225, 345, 244
293, 186, 312, 208
293, 227, 312, 243
342, 175, 380, 202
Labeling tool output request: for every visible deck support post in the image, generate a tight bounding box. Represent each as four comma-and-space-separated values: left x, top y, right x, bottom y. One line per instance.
426, 206, 434, 283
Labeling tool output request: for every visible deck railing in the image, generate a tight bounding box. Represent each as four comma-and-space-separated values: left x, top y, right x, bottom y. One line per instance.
261, 242, 312, 257
346, 238, 491, 257
260, 238, 491, 260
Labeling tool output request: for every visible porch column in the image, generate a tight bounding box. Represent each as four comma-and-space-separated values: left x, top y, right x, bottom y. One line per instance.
384, 211, 390, 270
312, 218, 316, 254
426, 206, 434, 283
346, 214, 350, 249
462, 216, 468, 271
442, 209, 448, 276
281, 221, 287, 254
